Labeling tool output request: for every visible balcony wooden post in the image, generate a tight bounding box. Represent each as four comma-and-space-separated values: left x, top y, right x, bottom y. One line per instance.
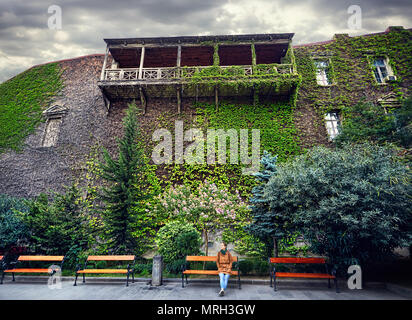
102, 89, 111, 114
100, 45, 109, 80
213, 43, 219, 66
139, 87, 147, 115
177, 86, 182, 114
138, 46, 145, 79
251, 42, 256, 75
177, 45, 182, 78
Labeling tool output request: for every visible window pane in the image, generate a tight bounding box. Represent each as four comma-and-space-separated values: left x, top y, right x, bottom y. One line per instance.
373, 59, 385, 67
374, 69, 382, 83
380, 67, 388, 79
325, 112, 340, 140
315, 60, 330, 85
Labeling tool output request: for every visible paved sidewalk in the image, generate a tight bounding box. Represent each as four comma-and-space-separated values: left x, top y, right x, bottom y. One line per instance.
0, 278, 408, 300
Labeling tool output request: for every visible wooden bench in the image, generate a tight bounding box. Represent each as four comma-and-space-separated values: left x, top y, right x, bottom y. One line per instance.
74, 255, 136, 287
181, 255, 241, 289
269, 257, 339, 293
1, 255, 65, 284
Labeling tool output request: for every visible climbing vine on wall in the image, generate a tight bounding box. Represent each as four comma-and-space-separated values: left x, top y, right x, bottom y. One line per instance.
160, 101, 302, 197
0, 63, 63, 153
294, 27, 412, 125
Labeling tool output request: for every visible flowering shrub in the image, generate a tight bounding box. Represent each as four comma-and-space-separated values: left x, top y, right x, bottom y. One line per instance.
152, 180, 249, 255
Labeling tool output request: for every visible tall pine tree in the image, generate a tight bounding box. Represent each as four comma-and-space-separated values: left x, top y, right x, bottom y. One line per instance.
99, 102, 146, 253
246, 151, 293, 257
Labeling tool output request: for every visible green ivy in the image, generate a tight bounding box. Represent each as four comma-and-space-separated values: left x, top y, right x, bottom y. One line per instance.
0, 63, 63, 153
294, 28, 412, 123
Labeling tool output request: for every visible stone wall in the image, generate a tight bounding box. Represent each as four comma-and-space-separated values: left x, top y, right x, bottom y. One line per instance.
0, 55, 109, 197
0, 28, 410, 198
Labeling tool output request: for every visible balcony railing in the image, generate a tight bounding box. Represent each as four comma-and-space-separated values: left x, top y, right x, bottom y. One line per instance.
101, 64, 293, 81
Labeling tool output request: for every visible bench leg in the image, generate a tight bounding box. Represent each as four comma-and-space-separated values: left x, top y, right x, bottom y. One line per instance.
238, 274, 241, 290
181, 273, 184, 288
273, 274, 277, 292
74, 273, 78, 286
185, 274, 188, 285
126, 272, 130, 287
328, 278, 331, 289
0, 271, 4, 284
82, 273, 85, 283
270, 270, 272, 288
334, 277, 340, 293
12, 273, 15, 282
132, 271, 135, 283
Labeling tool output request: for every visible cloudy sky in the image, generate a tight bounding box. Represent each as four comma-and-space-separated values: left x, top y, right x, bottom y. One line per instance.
0, 0, 411, 82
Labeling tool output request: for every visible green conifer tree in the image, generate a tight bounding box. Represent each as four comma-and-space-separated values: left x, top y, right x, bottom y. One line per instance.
247, 151, 294, 257
99, 102, 146, 253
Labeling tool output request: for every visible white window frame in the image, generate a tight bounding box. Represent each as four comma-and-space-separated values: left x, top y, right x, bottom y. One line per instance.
325, 111, 340, 141
314, 59, 331, 86
372, 57, 393, 84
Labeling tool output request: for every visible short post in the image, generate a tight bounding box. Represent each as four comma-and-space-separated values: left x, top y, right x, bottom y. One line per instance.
152, 255, 163, 286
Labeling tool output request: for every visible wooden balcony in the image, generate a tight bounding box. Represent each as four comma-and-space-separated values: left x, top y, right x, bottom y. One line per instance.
101, 64, 293, 82
96, 33, 298, 112
98, 63, 298, 103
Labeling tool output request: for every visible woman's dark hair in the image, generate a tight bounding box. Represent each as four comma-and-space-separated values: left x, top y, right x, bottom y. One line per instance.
221, 242, 227, 248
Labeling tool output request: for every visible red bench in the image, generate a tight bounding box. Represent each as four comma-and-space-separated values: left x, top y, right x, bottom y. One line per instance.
0, 256, 4, 283
269, 257, 339, 293
1, 255, 65, 283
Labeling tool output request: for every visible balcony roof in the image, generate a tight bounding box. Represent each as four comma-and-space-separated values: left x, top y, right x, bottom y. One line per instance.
104, 33, 294, 47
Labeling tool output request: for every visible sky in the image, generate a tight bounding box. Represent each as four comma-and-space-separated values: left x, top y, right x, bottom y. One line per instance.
0, 0, 411, 83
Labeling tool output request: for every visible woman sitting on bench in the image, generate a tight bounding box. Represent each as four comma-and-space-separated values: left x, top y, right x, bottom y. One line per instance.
216, 242, 233, 297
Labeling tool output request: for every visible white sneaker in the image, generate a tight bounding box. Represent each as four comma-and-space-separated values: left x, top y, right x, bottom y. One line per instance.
218, 289, 224, 297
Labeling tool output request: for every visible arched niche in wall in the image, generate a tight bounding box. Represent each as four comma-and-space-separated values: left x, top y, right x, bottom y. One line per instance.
41, 103, 68, 147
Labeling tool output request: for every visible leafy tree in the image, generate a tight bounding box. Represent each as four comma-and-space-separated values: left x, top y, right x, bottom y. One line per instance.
246, 151, 295, 257
155, 221, 202, 263
261, 143, 411, 268
335, 96, 412, 149
22, 185, 88, 256
0, 194, 29, 251
99, 102, 157, 254
152, 180, 248, 256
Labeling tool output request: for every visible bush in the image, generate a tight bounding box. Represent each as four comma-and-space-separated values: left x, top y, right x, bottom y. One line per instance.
165, 258, 186, 275
262, 143, 412, 267
238, 259, 254, 275
22, 185, 89, 255
134, 263, 152, 276
335, 96, 412, 149
0, 194, 29, 251
155, 221, 202, 263
238, 258, 270, 276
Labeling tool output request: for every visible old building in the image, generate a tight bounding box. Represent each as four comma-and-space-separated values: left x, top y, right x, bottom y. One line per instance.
0, 26, 410, 198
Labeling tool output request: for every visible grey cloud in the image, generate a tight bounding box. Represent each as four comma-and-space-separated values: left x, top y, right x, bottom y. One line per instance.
0, 0, 411, 82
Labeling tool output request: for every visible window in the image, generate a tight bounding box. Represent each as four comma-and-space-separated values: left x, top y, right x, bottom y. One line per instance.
42, 117, 62, 147
41, 103, 67, 147
314, 60, 331, 86
325, 112, 340, 140
372, 57, 394, 84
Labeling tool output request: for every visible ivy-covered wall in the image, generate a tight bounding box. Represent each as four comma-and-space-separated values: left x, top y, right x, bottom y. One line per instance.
0, 27, 410, 198
293, 26, 411, 147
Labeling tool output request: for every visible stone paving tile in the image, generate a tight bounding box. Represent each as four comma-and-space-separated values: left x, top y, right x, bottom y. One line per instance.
0, 280, 408, 300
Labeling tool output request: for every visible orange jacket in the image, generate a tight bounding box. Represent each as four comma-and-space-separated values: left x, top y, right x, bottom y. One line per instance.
216, 250, 233, 274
